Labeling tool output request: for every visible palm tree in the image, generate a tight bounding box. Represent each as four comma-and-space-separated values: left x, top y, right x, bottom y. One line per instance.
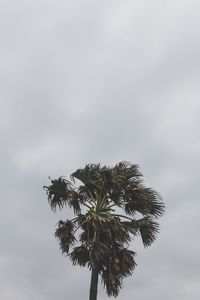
44, 162, 164, 300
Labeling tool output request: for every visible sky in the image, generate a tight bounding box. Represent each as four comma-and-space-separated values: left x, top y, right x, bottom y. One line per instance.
0, 0, 200, 299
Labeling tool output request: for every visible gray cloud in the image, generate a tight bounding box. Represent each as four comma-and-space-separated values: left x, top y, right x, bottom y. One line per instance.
1, 0, 200, 299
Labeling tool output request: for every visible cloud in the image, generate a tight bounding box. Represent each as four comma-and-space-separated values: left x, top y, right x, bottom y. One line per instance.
0, 0, 200, 299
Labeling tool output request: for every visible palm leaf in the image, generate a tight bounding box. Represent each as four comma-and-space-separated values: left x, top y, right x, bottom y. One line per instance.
55, 220, 76, 254
44, 177, 82, 214
124, 186, 164, 217
133, 216, 160, 247
69, 245, 90, 267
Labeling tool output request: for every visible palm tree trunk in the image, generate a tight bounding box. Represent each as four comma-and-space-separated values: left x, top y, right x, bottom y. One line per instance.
89, 265, 99, 300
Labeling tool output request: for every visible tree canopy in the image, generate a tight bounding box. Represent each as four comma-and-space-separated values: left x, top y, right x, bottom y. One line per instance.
44, 161, 164, 298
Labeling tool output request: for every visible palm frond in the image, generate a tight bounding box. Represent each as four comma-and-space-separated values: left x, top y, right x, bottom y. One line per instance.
44, 177, 81, 214
113, 162, 142, 184
69, 245, 90, 267
101, 269, 122, 297
100, 247, 136, 297
55, 220, 76, 254
133, 216, 160, 247
44, 177, 70, 211
124, 186, 164, 217
71, 164, 101, 185
67, 190, 81, 214
90, 241, 110, 264
119, 220, 139, 239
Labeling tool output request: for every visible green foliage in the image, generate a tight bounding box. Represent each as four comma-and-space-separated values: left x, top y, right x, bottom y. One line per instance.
44, 161, 164, 297
55, 220, 76, 254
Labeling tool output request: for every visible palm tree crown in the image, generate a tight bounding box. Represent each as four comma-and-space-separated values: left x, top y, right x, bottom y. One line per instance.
44, 161, 164, 298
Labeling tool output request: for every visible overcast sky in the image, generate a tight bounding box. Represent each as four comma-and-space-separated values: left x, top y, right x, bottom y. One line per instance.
1, 0, 200, 299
